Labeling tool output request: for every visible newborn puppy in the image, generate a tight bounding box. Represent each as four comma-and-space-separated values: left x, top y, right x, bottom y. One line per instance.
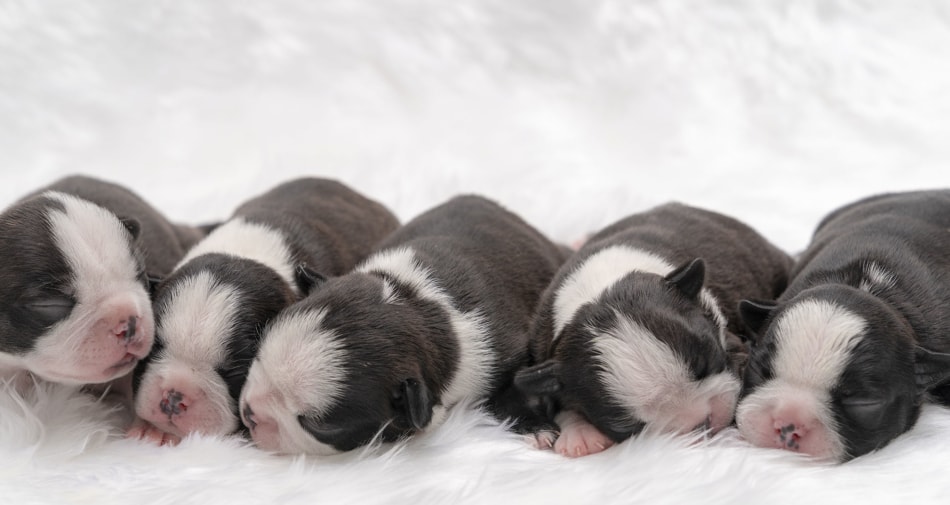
515, 203, 792, 457
132, 178, 399, 443
239, 195, 566, 455
0, 175, 202, 387
736, 190, 950, 462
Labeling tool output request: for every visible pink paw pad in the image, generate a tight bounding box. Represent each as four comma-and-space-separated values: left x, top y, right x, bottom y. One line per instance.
525, 430, 559, 450
554, 411, 614, 458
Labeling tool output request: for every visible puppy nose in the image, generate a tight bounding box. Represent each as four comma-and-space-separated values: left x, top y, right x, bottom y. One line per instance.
242, 404, 257, 431
126, 316, 137, 339
775, 422, 804, 451
114, 316, 137, 341
160, 389, 187, 417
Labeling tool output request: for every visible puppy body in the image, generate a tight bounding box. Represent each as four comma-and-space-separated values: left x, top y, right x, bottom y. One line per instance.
133, 178, 399, 440
0, 175, 200, 387
239, 195, 566, 454
737, 190, 950, 462
517, 203, 792, 457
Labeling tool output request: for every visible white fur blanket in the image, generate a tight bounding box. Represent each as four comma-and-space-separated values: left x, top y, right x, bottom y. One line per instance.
3, 1, 950, 504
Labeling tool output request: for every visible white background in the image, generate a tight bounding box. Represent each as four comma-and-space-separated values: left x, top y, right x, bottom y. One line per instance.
2, 1, 950, 504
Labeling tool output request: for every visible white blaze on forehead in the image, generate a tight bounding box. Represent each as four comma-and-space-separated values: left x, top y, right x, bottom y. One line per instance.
359, 246, 494, 426
180, 218, 297, 293
592, 312, 739, 428
242, 309, 348, 455
45, 191, 142, 296
157, 271, 239, 368
553, 245, 726, 345
22, 192, 153, 384
254, 309, 347, 417
772, 299, 866, 391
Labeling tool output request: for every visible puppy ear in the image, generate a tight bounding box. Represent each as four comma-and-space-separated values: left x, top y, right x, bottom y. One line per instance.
295, 264, 327, 296
665, 258, 705, 300
393, 378, 433, 431
738, 299, 777, 342
914, 346, 950, 393
119, 217, 141, 240
514, 360, 562, 396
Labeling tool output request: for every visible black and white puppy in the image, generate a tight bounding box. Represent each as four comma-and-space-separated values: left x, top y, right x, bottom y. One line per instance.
0, 175, 202, 388
515, 203, 792, 457
238, 195, 566, 454
132, 178, 399, 443
736, 190, 950, 462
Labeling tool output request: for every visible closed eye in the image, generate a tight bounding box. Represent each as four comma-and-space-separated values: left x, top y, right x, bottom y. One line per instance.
840, 397, 886, 428
24, 296, 76, 326
298, 416, 350, 444
297, 415, 384, 451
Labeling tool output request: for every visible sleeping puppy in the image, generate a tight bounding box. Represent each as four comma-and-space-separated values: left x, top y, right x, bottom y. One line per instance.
238, 195, 566, 454
0, 175, 202, 388
131, 178, 399, 444
736, 190, 950, 462
515, 203, 792, 457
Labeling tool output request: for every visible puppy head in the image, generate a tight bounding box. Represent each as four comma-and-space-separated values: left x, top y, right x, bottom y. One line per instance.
0, 192, 153, 384
135, 255, 297, 438
240, 274, 441, 455
519, 259, 740, 441
736, 285, 950, 461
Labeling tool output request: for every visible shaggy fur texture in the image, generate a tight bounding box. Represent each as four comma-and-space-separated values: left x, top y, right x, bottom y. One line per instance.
3, 1, 950, 503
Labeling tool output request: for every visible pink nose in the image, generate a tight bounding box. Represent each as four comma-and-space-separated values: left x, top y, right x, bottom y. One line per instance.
160, 389, 188, 417
773, 420, 806, 451
772, 416, 821, 453
111, 316, 138, 341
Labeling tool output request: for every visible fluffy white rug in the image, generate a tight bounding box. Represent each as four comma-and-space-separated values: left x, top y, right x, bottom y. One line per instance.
3, 1, 950, 503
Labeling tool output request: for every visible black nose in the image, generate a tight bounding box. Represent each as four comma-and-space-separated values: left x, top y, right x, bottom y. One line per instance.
125, 316, 138, 341
242, 404, 257, 430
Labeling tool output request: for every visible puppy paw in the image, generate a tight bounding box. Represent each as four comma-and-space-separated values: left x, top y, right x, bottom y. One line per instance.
553, 411, 614, 458
127, 418, 181, 447
524, 429, 559, 450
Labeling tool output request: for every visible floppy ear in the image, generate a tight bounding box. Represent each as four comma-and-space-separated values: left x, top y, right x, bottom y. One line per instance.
119, 217, 141, 240
914, 346, 950, 393
514, 360, 562, 396
295, 264, 327, 296
392, 378, 433, 431
738, 299, 777, 342
665, 258, 705, 300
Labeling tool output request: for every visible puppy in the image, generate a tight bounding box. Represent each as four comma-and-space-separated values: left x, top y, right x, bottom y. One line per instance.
132, 178, 399, 443
238, 195, 566, 454
0, 175, 202, 388
515, 203, 792, 457
736, 190, 950, 462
